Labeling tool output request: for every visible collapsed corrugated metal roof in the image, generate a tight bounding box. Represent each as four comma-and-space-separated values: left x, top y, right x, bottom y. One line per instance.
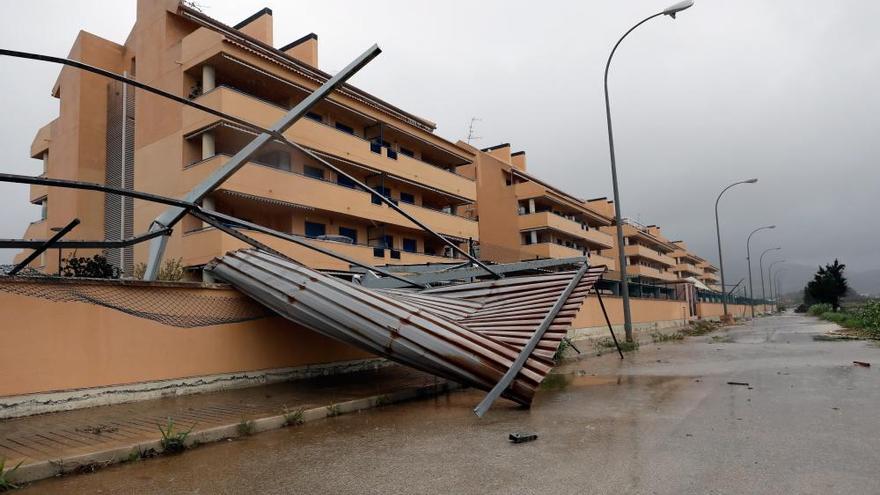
206, 249, 605, 409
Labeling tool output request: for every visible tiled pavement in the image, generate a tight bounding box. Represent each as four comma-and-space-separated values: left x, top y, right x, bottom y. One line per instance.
0, 365, 446, 470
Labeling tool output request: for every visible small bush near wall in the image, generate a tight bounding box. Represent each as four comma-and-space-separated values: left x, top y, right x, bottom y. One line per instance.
808, 303, 833, 316
61, 254, 121, 279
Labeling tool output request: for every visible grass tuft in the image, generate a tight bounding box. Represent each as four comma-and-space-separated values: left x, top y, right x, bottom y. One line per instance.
0, 457, 23, 492
157, 418, 194, 454
282, 406, 306, 427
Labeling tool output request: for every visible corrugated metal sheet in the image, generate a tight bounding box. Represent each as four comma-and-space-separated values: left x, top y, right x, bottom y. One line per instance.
207, 249, 605, 406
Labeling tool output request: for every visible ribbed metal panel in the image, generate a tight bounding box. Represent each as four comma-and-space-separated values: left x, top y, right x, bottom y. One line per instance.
104, 79, 135, 274
207, 250, 605, 406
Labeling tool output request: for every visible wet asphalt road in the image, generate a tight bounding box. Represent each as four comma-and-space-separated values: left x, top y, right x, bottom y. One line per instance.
20, 314, 880, 494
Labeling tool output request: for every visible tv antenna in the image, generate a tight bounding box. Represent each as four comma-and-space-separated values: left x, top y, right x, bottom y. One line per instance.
466, 117, 482, 144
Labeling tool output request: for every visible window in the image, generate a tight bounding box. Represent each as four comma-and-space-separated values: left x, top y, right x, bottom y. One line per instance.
305, 221, 326, 238
400, 192, 415, 204
339, 227, 358, 244
40, 199, 48, 221
335, 122, 355, 135
304, 165, 324, 180
305, 112, 322, 123
386, 149, 398, 160
371, 187, 391, 205
399, 147, 415, 158
402, 238, 417, 253
373, 247, 385, 258
370, 141, 382, 154
337, 175, 357, 189
383, 235, 394, 249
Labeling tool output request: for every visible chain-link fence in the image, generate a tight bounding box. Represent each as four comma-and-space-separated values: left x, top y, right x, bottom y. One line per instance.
0, 278, 271, 328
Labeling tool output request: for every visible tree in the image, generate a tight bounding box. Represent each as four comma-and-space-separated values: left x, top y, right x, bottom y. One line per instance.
804, 259, 848, 311
60, 254, 121, 279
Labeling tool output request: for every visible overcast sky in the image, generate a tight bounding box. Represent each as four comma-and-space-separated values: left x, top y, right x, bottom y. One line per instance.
1, 0, 877, 293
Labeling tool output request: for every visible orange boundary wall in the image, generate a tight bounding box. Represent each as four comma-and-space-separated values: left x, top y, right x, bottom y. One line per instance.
0, 289, 370, 398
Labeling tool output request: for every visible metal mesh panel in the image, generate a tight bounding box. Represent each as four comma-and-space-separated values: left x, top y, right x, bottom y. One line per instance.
0, 280, 271, 328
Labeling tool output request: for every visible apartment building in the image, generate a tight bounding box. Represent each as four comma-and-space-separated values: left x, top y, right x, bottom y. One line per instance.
698, 261, 721, 290
671, 241, 705, 280
460, 143, 617, 269
600, 221, 679, 285
15, 1, 478, 276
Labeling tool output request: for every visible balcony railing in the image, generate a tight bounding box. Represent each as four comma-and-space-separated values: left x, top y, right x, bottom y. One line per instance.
182, 227, 457, 271
189, 85, 475, 187
183, 154, 478, 240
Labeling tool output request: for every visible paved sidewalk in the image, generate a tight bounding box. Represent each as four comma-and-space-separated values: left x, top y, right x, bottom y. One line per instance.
0, 365, 453, 483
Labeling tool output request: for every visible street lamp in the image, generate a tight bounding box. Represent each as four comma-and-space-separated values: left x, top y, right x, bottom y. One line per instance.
773, 269, 787, 306
604, 0, 695, 342
746, 225, 775, 317
768, 259, 785, 307
714, 178, 758, 320
759, 247, 781, 304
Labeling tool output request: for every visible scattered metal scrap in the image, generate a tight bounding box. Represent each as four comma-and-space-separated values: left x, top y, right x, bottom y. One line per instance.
509, 432, 538, 444
206, 250, 607, 415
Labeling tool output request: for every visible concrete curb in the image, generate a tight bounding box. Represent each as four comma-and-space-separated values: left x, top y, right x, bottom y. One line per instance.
6, 380, 460, 485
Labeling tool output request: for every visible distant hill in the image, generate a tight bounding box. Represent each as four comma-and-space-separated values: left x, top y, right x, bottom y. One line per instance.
774, 264, 880, 299
848, 269, 880, 296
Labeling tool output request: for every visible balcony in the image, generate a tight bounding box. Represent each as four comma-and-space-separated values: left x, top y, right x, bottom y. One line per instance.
184, 155, 478, 240
674, 263, 700, 277
517, 212, 614, 249
29, 181, 48, 204
519, 242, 586, 261
182, 227, 455, 271
628, 264, 678, 282
30, 119, 55, 159
183, 86, 476, 201
701, 272, 720, 282
624, 245, 676, 267
588, 253, 617, 271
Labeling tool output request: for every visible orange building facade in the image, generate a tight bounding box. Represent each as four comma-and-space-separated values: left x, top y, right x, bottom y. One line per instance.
15, 0, 478, 277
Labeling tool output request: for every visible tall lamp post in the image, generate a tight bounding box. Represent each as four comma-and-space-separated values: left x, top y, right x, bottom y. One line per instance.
746, 225, 775, 318
604, 0, 695, 342
759, 246, 781, 304
768, 259, 785, 308
774, 269, 786, 306
714, 178, 758, 319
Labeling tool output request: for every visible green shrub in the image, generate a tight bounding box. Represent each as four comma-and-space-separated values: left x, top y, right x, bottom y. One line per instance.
808, 303, 833, 316
855, 300, 880, 331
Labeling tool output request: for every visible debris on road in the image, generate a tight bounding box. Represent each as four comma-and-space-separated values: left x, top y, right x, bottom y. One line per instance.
853, 361, 870, 367
727, 381, 750, 386
509, 432, 538, 444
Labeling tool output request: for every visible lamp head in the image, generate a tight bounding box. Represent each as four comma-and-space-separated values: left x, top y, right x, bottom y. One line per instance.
663, 0, 695, 18
745, 178, 758, 184
769, 225, 776, 229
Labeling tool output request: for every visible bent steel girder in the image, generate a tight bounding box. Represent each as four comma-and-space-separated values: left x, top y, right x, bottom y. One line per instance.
0, 48, 500, 280
8, 218, 79, 276
0, 228, 171, 249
